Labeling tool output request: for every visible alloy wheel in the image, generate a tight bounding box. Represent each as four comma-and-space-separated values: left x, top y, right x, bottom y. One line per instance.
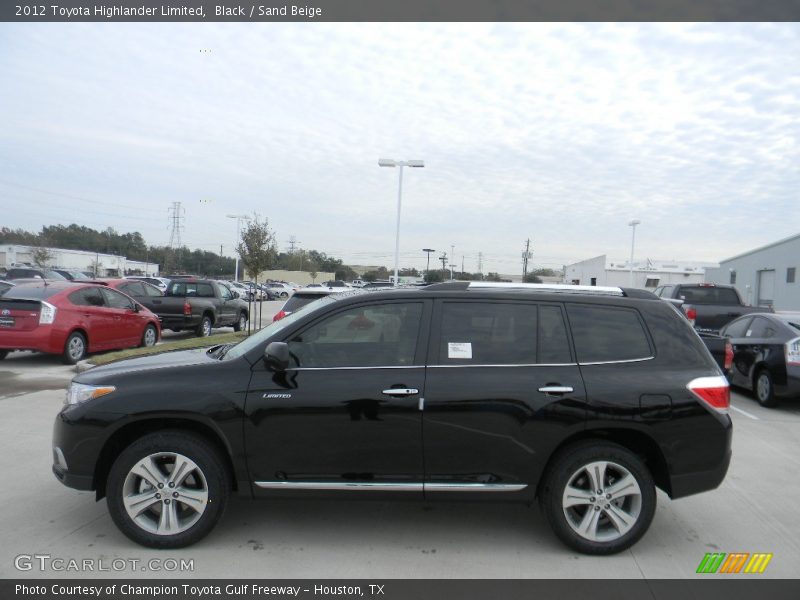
122, 452, 209, 536
562, 460, 643, 543
68, 336, 85, 361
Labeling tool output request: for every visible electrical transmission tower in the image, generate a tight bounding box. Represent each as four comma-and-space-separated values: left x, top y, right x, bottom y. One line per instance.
287, 236, 299, 254
166, 202, 185, 272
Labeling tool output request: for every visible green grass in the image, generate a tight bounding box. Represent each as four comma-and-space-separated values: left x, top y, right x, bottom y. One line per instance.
88, 331, 248, 366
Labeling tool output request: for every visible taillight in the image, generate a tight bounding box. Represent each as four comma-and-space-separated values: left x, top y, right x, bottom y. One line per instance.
39, 301, 57, 325
273, 310, 286, 322
687, 375, 730, 413
786, 337, 800, 366
724, 340, 733, 371
684, 306, 697, 326
183, 301, 192, 316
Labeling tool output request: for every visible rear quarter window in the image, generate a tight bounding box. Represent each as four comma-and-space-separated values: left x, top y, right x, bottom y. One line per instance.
566, 304, 652, 363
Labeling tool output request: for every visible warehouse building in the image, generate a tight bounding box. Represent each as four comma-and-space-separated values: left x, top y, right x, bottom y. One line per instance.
0, 245, 158, 277
563, 255, 717, 289
704, 233, 800, 310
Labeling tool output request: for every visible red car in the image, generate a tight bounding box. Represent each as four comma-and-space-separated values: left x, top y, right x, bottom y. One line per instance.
0, 281, 160, 364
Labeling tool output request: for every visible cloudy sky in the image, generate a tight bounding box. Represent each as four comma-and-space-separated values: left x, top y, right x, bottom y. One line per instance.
1, 23, 798, 274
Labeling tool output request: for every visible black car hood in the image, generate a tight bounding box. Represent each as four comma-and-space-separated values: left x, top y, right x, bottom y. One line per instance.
76, 347, 220, 383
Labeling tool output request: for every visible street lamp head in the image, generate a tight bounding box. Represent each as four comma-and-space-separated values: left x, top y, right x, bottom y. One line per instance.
422, 248, 435, 253
406, 160, 425, 168
378, 158, 397, 167
628, 219, 641, 226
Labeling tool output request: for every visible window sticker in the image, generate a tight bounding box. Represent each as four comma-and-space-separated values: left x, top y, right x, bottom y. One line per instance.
448, 342, 472, 359
745, 329, 752, 337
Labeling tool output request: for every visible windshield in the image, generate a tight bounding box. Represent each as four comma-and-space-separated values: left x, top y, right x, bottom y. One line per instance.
224, 295, 340, 361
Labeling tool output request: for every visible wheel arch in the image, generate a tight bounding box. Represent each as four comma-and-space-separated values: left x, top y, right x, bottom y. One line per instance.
536, 428, 671, 498
93, 416, 237, 500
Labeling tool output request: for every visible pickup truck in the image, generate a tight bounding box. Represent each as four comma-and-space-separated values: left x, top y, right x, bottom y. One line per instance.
654, 283, 772, 334
138, 279, 249, 337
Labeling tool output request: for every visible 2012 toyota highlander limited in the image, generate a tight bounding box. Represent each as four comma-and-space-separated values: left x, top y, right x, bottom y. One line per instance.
52, 282, 732, 554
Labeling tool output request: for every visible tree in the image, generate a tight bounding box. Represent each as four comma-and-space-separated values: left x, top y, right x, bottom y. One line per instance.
424, 270, 444, 283
309, 262, 318, 282
31, 246, 54, 268
523, 273, 543, 283
236, 214, 278, 280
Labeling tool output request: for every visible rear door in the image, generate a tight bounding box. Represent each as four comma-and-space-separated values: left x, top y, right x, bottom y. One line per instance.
100, 287, 142, 348
67, 287, 112, 350
721, 316, 754, 388
422, 300, 586, 495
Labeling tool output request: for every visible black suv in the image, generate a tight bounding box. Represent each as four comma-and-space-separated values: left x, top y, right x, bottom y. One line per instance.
52, 282, 731, 554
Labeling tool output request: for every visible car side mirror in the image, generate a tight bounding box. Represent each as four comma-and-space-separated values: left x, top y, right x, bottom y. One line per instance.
133, 304, 140, 312
264, 341, 290, 372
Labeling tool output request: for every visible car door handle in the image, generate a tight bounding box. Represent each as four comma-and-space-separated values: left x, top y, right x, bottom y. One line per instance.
382, 388, 419, 397
538, 386, 574, 394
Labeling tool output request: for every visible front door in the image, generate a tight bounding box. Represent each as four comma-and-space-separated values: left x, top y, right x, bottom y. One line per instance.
244, 299, 430, 494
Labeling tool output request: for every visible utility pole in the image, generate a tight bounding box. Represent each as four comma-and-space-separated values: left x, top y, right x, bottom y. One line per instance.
477, 252, 483, 280
461, 255, 464, 277
522, 238, 531, 281
166, 201, 185, 273
449, 263, 456, 280
440, 252, 448, 278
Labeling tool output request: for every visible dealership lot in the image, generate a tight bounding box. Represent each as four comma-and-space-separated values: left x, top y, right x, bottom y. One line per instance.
0, 339, 799, 579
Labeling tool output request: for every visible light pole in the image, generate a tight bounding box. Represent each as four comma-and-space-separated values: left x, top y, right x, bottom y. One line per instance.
422, 248, 435, 281
628, 219, 641, 288
379, 158, 425, 286
226, 214, 249, 282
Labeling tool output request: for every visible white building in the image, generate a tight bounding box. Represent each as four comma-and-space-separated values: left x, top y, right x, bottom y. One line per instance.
563, 255, 717, 290
704, 233, 800, 310
0, 245, 158, 277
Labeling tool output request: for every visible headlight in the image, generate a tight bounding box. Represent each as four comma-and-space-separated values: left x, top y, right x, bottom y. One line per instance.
65, 383, 116, 406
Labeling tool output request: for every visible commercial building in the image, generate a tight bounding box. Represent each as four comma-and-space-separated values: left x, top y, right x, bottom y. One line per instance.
0, 245, 158, 277
704, 233, 800, 310
563, 255, 716, 289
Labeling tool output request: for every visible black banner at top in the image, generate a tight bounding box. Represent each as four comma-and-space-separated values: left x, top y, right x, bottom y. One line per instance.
2, 0, 800, 22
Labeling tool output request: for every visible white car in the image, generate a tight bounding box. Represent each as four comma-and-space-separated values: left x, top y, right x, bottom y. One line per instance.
124, 276, 170, 292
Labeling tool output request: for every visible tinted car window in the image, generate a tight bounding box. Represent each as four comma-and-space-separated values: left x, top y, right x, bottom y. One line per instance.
120, 282, 146, 296
678, 286, 739, 304
566, 305, 652, 363
169, 282, 214, 297
746, 317, 774, 339
101, 288, 135, 309
438, 302, 537, 365
2, 284, 63, 300
539, 305, 572, 363
143, 283, 163, 297
722, 317, 751, 339
289, 303, 423, 368
284, 293, 331, 313
69, 287, 105, 307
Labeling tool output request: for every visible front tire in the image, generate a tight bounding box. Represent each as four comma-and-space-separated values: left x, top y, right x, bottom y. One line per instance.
62, 331, 87, 365
106, 431, 229, 549
539, 441, 656, 555
754, 369, 778, 407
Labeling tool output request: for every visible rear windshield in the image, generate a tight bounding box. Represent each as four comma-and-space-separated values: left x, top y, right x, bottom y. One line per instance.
2, 285, 64, 300
283, 293, 329, 313
678, 286, 740, 304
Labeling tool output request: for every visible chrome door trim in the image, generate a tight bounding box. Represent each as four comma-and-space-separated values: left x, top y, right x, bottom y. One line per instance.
286, 365, 421, 371
255, 481, 422, 491
254, 481, 527, 492
578, 356, 655, 366
382, 388, 419, 396
424, 483, 528, 492
427, 363, 577, 368
537, 386, 574, 394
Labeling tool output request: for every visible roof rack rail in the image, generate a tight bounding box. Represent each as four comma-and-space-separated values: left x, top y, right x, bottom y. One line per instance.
422, 281, 627, 296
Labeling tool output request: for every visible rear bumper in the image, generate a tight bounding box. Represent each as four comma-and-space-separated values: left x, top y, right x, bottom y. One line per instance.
669, 446, 732, 499
0, 325, 64, 355
159, 315, 201, 330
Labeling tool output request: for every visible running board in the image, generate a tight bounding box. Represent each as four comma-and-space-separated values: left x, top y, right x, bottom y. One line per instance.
254, 481, 527, 492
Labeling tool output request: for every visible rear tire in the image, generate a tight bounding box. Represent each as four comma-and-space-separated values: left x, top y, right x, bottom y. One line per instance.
0, 350, 7, 360
232, 313, 247, 332
195, 316, 212, 338
539, 441, 656, 555
106, 431, 229, 549
62, 332, 87, 365
754, 369, 778, 408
